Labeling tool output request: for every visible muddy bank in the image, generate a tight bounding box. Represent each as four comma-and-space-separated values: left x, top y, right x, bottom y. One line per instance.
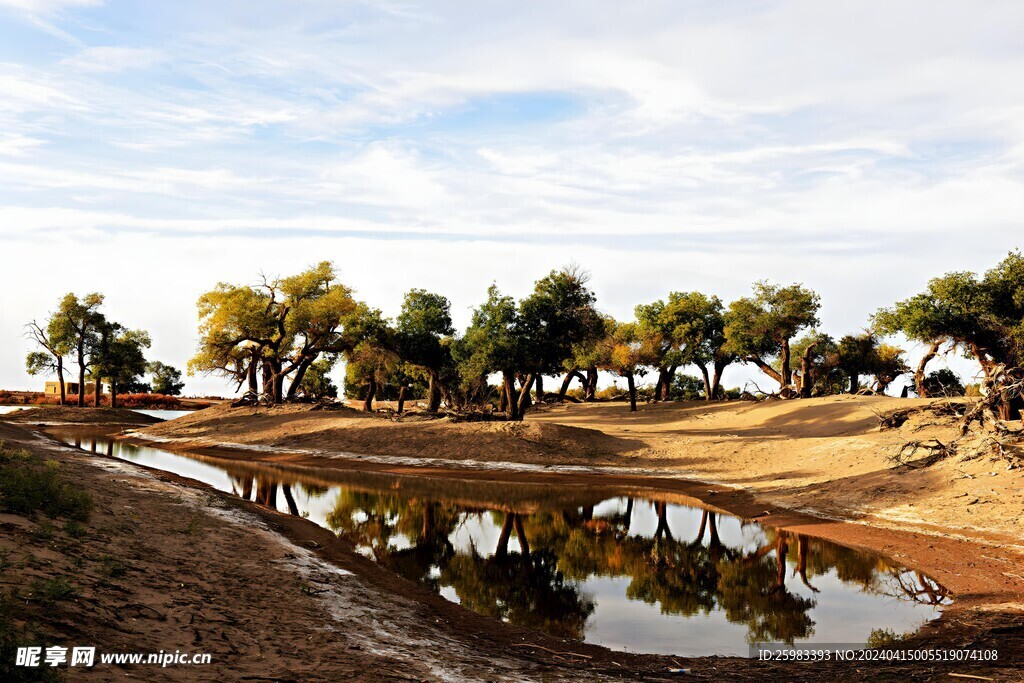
3, 406, 161, 427
132, 397, 1024, 547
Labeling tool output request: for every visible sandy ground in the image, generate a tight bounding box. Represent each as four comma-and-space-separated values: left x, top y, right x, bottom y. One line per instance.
134, 396, 1024, 546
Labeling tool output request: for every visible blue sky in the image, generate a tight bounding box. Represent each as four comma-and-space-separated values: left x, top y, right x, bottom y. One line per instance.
1, 0, 1023, 394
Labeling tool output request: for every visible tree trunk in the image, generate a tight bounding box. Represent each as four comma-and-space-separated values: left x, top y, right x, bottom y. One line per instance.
653, 370, 666, 402
512, 513, 530, 558
848, 372, 859, 394
110, 380, 118, 409
557, 368, 577, 400
94, 376, 102, 407
502, 371, 519, 420
273, 363, 285, 403
698, 363, 713, 401
77, 343, 86, 407
799, 341, 819, 399
745, 355, 784, 384
396, 386, 407, 414
780, 338, 792, 389
427, 373, 441, 412
362, 378, 377, 412
498, 380, 508, 412
262, 361, 273, 401
495, 513, 514, 558
712, 356, 730, 400
626, 373, 637, 412
915, 340, 942, 398
286, 356, 314, 399
281, 485, 299, 515
623, 497, 633, 531
654, 501, 672, 540
516, 373, 536, 416
247, 353, 259, 395
585, 366, 598, 401
56, 358, 66, 406
535, 374, 544, 402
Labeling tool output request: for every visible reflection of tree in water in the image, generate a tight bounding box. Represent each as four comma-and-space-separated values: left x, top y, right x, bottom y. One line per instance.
287, 487, 940, 646
441, 512, 596, 640
717, 534, 816, 644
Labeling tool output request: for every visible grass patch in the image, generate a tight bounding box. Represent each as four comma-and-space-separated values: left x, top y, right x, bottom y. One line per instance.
866, 628, 908, 648
63, 520, 87, 539
99, 555, 128, 578
183, 513, 204, 535
27, 577, 76, 604
0, 444, 91, 522
0, 593, 63, 683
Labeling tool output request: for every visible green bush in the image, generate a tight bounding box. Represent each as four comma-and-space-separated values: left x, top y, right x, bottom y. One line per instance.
0, 447, 92, 522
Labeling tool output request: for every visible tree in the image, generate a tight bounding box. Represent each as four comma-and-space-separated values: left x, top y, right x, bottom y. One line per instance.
148, 361, 185, 395
725, 282, 820, 395
869, 343, 909, 394
835, 333, 878, 394
299, 356, 339, 399
789, 332, 837, 398
922, 368, 965, 397
91, 323, 151, 408
872, 277, 969, 398
190, 263, 361, 403
50, 293, 105, 407
24, 312, 74, 405
395, 290, 455, 412
458, 285, 525, 419
595, 319, 658, 412
341, 305, 394, 412
517, 266, 603, 403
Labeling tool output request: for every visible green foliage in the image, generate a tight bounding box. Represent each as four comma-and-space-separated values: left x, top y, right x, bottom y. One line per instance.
0, 593, 64, 683
636, 291, 730, 373
459, 284, 523, 376
148, 361, 185, 395
725, 281, 821, 361
923, 368, 965, 397
669, 374, 706, 400
191, 262, 361, 401
874, 251, 1024, 371
29, 576, 77, 603
92, 323, 151, 395
518, 266, 603, 376
866, 628, 907, 648
300, 356, 339, 399
0, 447, 92, 522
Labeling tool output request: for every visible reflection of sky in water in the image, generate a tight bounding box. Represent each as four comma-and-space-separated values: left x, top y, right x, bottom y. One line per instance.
51, 428, 947, 658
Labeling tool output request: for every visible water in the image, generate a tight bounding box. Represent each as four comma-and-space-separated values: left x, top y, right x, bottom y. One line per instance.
131, 409, 194, 420
50, 427, 949, 657
0, 406, 192, 419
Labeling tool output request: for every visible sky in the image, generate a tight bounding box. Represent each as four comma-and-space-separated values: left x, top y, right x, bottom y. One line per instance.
1, 0, 1022, 396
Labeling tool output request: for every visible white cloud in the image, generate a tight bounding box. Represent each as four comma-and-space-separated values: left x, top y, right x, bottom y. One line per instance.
60, 46, 163, 73
0, 0, 1022, 393
0, 0, 99, 11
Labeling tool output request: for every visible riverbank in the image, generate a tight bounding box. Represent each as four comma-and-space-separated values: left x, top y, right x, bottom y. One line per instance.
3, 406, 1023, 680
133, 396, 1024, 546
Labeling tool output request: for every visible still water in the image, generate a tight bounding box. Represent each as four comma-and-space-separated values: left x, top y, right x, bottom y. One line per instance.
0, 406, 193, 419
50, 427, 949, 657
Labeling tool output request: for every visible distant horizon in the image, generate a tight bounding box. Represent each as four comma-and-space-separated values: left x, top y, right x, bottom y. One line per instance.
3, 1, 1022, 395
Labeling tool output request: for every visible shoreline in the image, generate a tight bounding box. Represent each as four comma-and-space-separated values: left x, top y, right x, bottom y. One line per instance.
3, 404, 1024, 680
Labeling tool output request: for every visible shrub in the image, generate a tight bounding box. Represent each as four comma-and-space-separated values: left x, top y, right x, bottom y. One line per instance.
923, 368, 965, 397
0, 448, 92, 522
0, 593, 63, 683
